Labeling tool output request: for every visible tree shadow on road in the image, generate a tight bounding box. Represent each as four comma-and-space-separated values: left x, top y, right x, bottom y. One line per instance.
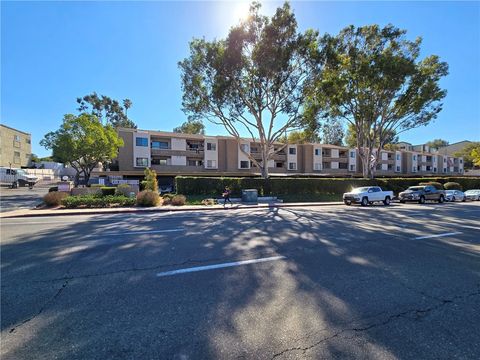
1, 203, 480, 359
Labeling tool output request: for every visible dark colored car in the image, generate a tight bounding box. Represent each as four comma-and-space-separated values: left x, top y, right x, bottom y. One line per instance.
399, 185, 445, 204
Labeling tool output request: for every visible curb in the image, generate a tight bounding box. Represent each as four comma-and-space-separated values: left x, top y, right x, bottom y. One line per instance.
0, 202, 344, 219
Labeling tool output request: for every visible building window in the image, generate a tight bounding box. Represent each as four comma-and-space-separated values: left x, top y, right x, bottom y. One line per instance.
275, 162, 283, 168
206, 160, 217, 168
188, 160, 203, 166
314, 163, 322, 170
240, 161, 249, 169
396, 154, 400, 160
339, 162, 348, 169
136, 157, 148, 167
350, 164, 355, 171
207, 143, 216, 151
412, 167, 416, 172
250, 146, 259, 153
240, 144, 249, 153
14, 151, 21, 163
151, 141, 169, 149
315, 149, 321, 156
25, 153, 30, 159
460, 159, 463, 164
433, 167, 437, 172
151, 158, 168, 166
136, 137, 148, 147
14, 135, 20, 141
288, 162, 296, 170
289, 147, 296, 155
350, 151, 355, 158
396, 166, 400, 172
413, 155, 416, 161
26, 139, 31, 144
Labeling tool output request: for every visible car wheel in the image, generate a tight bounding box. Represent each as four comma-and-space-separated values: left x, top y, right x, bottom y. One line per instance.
361, 197, 368, 206
419, 196, 426, 204
452, 196, 456, 202
400, 200, 406, 204
438, 195, 445, 203
344, 200, 352, 206
462, 197, 466, 202
383, 196, 391, 206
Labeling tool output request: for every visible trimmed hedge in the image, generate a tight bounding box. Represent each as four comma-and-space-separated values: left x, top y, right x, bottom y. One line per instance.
62, 195, 135, 208
100, 187, 116, 196
175, 176, 480, 196
444, 182, 462, 190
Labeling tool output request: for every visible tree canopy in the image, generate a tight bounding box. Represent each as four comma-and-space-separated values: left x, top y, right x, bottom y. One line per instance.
344, 123, 399, 149
179, 1, 319, 178
454, 142, 480, 169
173, 119, 205, 135
425, 139, 449, 150
77, 92, 137, 128
306, 24, 448, 177
40, 113, 124, 185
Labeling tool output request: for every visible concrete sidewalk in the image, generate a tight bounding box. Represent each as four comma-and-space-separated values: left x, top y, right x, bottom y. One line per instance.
0, 201, 344, 218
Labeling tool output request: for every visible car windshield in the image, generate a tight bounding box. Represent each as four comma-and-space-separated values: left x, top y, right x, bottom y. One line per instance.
445, 190, 454, 195
351, 187, 371, 193
407, 186, 424, 191
465, 190, 479, 194
16, 169, 26, 176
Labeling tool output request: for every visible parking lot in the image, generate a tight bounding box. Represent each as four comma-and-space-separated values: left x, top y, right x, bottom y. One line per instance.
1, 201, 479, 359
0, 186, 48, 213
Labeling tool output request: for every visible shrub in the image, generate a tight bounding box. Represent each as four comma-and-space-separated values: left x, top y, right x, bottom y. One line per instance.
100, 187, 116, 196
48, 186, 58, 193
419, 181, 444, 190
175, 176, 480, 196
171, 194, 186, 206
62, 194, 135, 208
115, 184, 133, 197
444, 182, 462, 190
201, 198, 216, 206
136, 190, 163, 207
162, 193, 174, 205
43, 191, 68, 206
142, 168, 159, 192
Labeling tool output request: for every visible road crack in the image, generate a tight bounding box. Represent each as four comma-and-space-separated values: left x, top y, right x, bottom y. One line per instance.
271, 287, 480, 359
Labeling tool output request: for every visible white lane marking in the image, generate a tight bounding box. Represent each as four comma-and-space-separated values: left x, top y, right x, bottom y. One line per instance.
90, 228, 185, 237
156, 255, 286, 277
414, 232, 462, 240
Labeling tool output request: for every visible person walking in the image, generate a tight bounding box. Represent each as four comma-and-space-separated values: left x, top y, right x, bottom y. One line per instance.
222, 186, 232, 207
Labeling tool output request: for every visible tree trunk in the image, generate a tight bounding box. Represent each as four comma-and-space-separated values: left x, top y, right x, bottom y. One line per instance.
260, 148, 270, 179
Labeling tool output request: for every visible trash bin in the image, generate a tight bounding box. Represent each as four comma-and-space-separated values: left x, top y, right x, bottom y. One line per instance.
242, 189, 258, 204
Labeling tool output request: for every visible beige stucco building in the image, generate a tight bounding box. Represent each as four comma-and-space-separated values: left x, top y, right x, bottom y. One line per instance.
0, 124, 32, 168
99, 128, 464, 180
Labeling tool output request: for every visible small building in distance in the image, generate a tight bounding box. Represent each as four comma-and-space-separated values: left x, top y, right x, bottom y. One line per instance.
0, 124, 32, 168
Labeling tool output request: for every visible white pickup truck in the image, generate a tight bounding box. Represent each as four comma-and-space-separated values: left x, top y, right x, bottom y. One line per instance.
343, 186, 394, 206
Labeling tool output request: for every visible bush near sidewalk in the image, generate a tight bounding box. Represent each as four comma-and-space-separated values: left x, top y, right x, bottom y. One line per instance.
136, 190, 163, 207
62, 195, 135, 208
443, 182, 462, 190
171, 195, 186, 206
43, 191, 68, 206
175, 176, 480, 197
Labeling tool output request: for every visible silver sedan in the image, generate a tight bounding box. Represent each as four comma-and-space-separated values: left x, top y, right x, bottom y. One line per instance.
445, 190, 466, 202
464, 189, 480, 201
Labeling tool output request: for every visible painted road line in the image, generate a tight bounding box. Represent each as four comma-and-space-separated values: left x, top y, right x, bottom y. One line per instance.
414, 232, 462, 240
98, 228, 185, 236
156, 255, 286, 277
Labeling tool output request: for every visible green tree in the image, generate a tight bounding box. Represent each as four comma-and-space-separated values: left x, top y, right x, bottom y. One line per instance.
173, 119, 205, 135
77, 92, 136, 128
40, 113, 124, 186
454, 142, 480, 169
344, 123, 399, 149
425, 139, 449, 150
307, 24, 448, 178
30, 154, 40, 164
142, 168, 159, 192
319, 119, 344, 146
179, 2, 318, 178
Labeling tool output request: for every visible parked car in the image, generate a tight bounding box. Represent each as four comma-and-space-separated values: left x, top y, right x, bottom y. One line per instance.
399, 185, 445, 204
464, 189, 480, 201
343, 186, 394, 206
445, 190, 466, 202
0, 167, 38, 188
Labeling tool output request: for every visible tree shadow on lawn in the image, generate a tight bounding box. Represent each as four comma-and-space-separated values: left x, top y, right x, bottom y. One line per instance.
1, 204, 480, 359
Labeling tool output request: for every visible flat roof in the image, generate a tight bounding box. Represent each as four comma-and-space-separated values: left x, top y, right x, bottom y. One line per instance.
0, 123, 31, 136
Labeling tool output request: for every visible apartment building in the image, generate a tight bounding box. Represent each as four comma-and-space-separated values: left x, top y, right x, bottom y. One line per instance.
110, 128, 464, 178
0, 124, 32, 168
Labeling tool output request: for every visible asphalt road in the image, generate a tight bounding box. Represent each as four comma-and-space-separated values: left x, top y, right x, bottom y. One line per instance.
0, 186, 48, 212
1, 202, 479, 359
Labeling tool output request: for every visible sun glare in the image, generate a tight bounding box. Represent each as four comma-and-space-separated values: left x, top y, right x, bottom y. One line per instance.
232, 1, 251, 22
